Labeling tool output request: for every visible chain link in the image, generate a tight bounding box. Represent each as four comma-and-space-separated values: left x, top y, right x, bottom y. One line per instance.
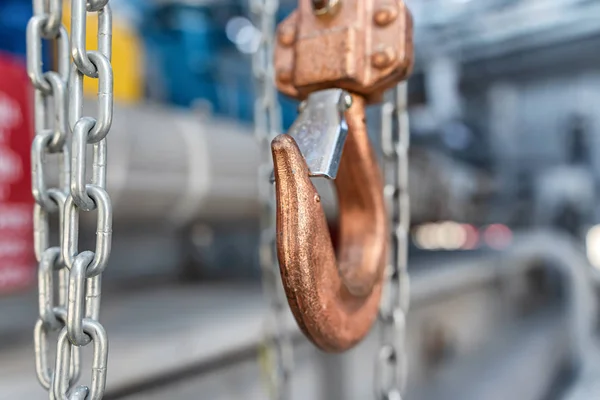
33, 0, 64, 38
27, 0, 114, 398
251, 1, 294, 399
375, 83, 411, 400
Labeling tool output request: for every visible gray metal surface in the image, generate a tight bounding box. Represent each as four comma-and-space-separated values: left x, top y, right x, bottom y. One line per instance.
286, 89, 351, 179
0, 263, 561, 399
410, 312, 567, 400
564, 353, 600, 400
504, 231, 598, 366
411, 0, 600, 62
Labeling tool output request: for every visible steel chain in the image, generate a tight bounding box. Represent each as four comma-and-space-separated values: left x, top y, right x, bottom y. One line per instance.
28, 1, 79, 397
251, 0, 294, 399
375, 83, 411, 400
27, 0, 113, 398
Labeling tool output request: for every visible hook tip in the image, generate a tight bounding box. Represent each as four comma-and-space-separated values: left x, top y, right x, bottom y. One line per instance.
271, 134, 309, 176
271, 133, 298, 153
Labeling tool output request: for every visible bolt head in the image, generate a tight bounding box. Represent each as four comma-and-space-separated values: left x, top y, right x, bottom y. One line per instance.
374, 6, 399, 26
278, 26, 296, 47
340, 92, 353, 111
371, 47, 397, 69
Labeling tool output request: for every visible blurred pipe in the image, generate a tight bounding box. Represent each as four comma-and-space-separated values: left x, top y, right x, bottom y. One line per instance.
105, 103, 260, 225
45, 102, 487, 229
414, 228, 597, 374
501, 230, 598, 369
46, 103, 262, 226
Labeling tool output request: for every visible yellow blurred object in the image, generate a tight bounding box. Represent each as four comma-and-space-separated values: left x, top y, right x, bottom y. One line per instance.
62, 2, 144, 103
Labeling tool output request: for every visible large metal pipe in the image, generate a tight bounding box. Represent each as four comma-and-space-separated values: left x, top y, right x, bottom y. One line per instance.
103, 103, 261, 225
45, 102, 264, 226
46, 102, 490, 229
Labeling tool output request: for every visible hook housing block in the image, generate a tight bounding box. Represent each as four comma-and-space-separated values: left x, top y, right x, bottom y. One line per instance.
274, 0, 414, 104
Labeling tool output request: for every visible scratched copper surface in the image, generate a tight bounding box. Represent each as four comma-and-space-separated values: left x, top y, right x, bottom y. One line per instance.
271, 96, 387, 352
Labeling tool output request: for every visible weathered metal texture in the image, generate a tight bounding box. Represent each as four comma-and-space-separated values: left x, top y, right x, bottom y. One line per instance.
271, 96, 387, 352
274, 0, 414, 103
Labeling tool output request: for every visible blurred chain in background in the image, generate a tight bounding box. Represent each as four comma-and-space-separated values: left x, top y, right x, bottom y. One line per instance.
251, 0, 294, 399
376, 83, 411, 400
26, 0, 114, 397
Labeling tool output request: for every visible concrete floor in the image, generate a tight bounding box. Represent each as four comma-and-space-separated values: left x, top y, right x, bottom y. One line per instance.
3, 231, 599, 400
0, 261, 574, 400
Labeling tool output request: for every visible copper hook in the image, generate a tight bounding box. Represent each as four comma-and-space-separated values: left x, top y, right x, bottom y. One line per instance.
271, 93, 387, 352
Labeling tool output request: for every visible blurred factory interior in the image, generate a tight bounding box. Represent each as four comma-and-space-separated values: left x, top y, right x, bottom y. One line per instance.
3, 0, 600, 399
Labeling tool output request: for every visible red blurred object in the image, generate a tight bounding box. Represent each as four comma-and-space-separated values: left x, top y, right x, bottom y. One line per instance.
484, 224, 513, 250
461, 224, 479, 250
0, 52, 34, 294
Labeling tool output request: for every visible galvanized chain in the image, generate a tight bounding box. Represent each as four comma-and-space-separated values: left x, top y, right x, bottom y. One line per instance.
27, 1, 80, 398
57, 0, 113, 398
251, 0, 294, 399
27, 0, 113, 398
375, 82, 411, 400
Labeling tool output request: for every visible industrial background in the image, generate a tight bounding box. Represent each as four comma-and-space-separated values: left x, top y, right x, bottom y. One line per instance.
2, 0, 600, 399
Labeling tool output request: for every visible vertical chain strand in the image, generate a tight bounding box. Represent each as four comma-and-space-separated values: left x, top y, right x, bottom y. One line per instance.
52, 0, 114, 398
375, 82, 411, 400
28, 0, 114, 398
251, 1, 294, 399
27, 0, 82, 397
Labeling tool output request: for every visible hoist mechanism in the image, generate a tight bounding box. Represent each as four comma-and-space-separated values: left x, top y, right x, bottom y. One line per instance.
271, 0, 414, 352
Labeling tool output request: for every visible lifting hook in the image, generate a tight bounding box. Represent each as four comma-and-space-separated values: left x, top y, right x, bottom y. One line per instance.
272, 90, 387, 352
271, 0, 413, 352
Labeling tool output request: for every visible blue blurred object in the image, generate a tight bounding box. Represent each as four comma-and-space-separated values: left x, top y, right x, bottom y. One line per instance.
279, 94, 298, 132
0, 0, 32, 57
141, 4, 221, 108
215, 52, 297, 129
140, 1, 298, 128
0, 0, 50, 66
